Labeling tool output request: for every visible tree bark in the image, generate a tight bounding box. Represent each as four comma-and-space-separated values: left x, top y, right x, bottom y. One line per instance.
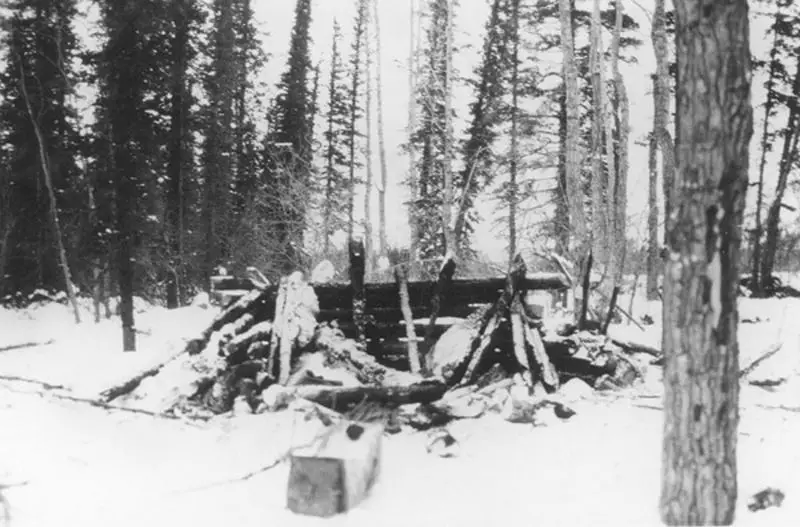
373, 0, 389, 258
661, 0, 752, 524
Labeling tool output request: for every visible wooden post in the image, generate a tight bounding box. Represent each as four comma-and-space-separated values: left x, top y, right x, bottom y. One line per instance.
394, 263, 422, 374
578, 250, 593, 329
350, 239, 367, 344
268, 278, 288, 380
424, 252, 456, 349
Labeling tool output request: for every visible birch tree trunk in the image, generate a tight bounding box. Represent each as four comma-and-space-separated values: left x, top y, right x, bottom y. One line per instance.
661, 0, 752, 523
373, 0, 389, 258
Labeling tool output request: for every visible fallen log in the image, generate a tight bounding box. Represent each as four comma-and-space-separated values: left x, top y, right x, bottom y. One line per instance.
0, 339, 55, 352
395, 263, 421, 374
739, 342, 783, 378
0, 375, 66, 390
224, 321, 272, 363
100, 351, 186, 403
280, 381, 447, 413
186, 288, 274, 354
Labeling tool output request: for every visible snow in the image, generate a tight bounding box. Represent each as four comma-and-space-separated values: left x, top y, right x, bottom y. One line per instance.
1, 292, 800, 526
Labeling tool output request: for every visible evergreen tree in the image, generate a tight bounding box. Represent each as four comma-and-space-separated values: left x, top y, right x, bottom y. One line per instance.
454, 0, 513, 255
0, 0, 83, 296
165, 0, 204, 308
411, 0, 459, 265
346, 0, 368, 241
321, 20, 351, 255
268, 0, 314, 273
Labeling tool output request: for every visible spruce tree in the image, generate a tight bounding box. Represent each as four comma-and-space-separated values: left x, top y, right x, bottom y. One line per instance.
321, 20, 351, 256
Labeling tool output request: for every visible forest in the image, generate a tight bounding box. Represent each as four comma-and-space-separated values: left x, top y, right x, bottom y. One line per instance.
0, 0, 796, 524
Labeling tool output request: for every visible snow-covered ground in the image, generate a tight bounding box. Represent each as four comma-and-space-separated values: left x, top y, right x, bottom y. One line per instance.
1, 291, 799, 527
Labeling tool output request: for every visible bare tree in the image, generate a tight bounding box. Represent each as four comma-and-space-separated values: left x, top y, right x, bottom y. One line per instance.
507, 0, 520, 265
610, 0, 629, 285
364, 0, 374, 275
373, 0, 389, 258
589, 0, 607, 275
558, 0, 588, 306
661, 0, 752, 523
441, 0, 455, 255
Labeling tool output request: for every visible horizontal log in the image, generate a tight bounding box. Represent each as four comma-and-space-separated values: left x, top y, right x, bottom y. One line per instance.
284, 381, 448, 413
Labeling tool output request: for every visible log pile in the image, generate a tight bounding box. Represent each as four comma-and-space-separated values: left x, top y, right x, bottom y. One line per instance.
109, 245, 647, 422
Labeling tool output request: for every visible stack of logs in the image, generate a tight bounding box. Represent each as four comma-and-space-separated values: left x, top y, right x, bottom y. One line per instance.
171, 242, 647, 416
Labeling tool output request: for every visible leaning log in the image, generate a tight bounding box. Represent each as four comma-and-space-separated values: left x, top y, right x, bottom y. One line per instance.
424, 253, 456, 348
281, 381, 447, 413
395, 263, 422, 374
186, 288, 274, 354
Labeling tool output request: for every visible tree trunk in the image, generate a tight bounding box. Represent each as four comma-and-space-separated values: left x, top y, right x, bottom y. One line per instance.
610, 0, 627, 285
653, 0, 674, 242
751, 10, 781, 295
661, 0, 752, 524
373, 0, 389, 259
589, 0, 607, 281
646, 76, 660, 300
508, 0, 520, 266
442, 0, 455, 256
348, 2, 366, 241
558, 0, 587, 285
166, 0, 190, 309
760, 58, 800, 291
364, 0, 374, 277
